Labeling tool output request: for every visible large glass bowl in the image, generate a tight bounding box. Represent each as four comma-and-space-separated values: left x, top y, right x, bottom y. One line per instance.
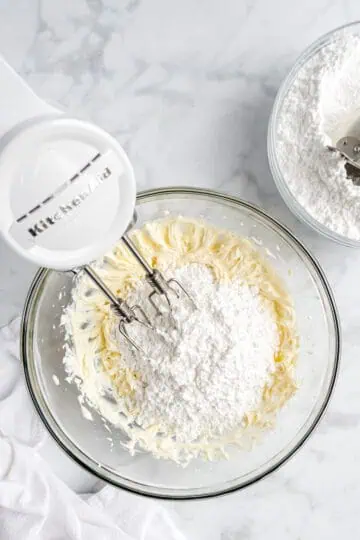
21, 188, 340, 499
268, 21, 360, 248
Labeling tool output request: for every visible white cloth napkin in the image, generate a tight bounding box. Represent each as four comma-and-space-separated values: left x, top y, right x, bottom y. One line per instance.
0, 319, 187, 540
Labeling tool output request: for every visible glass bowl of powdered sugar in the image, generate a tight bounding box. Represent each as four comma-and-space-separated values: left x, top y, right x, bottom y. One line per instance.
268, 21, 360, 246
21, 188, 340, 499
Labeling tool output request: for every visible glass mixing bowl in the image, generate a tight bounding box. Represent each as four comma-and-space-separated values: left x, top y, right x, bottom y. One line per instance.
268, 21, 360, 247
21, 188, 340, 499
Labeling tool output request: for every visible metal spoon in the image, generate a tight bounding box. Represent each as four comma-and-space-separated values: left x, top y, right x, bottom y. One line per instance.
328, 136, 360, 185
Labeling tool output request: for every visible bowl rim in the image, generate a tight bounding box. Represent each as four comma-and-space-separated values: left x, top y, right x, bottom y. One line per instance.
21, 186, 341, 500
268, 20, 360, 248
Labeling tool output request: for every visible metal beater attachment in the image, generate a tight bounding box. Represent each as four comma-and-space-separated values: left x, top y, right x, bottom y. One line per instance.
73, 265, 153, 352
121, 234, 196, 317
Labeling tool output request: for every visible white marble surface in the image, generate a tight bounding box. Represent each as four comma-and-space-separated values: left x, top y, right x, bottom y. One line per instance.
1, 0, 360, 538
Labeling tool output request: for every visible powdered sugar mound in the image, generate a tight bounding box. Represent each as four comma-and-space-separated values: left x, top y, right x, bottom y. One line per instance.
122, 264, 278, 443
276, 32, 360, 240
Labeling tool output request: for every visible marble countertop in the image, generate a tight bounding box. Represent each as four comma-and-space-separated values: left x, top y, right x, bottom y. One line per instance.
1, 0, 360, 538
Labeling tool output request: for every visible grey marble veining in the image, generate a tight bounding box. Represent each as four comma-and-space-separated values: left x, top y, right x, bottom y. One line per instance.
1, 0, 360, 537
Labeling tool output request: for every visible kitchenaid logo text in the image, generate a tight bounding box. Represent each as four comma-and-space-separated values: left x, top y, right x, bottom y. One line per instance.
27, 166, 111, 238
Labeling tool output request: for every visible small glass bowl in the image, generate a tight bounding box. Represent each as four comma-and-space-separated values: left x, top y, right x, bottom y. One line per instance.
268, 21, 360, 247
21, 188, 340, 499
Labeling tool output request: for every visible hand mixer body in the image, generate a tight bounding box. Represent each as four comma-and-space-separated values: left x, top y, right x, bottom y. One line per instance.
0, 56, 137, 270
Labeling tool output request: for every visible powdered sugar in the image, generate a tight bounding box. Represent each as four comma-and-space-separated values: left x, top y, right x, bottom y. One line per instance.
122, 263, 279, 443
276, 31, 360, 240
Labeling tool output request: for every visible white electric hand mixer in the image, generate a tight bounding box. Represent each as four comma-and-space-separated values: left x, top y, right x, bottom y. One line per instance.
0, 57, 195, 350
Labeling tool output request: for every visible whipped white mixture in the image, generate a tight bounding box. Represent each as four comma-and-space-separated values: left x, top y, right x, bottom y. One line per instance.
276, 31, 360, 240
62, 218, 298, 464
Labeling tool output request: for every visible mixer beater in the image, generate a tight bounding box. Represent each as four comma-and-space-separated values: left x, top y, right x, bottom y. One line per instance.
71, 209, 196, 351
74, 233, 197, 352
122, 233, 197, 315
